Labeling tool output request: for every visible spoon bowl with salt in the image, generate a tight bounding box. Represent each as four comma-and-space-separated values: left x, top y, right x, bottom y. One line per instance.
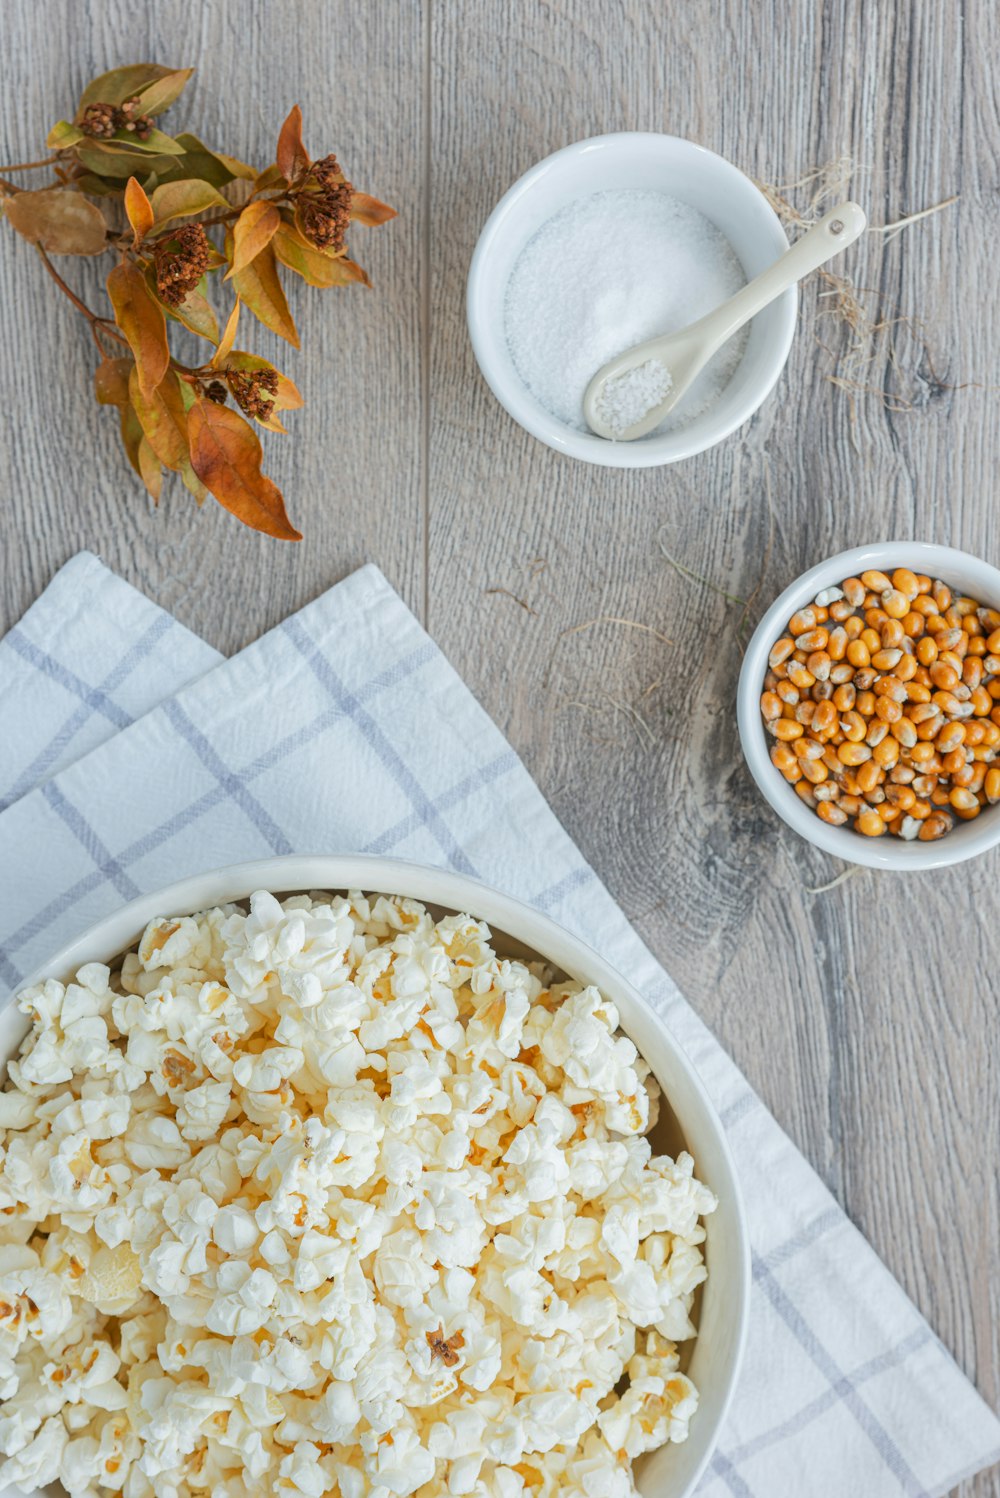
583, 201, 867, 441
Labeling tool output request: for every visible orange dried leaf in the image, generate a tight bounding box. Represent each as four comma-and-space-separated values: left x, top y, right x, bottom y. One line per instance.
107, 261, 170, 395
227, 201, 280, 279
272, 222, 359, 288
331, 255, 371, 287
222, 351, 303, 410
4, 189, 107, 256
128, 366, 190, 473
168, 286, 219, 344
350, 192, 397, 226
228, 236, 299, 348
124, 177, 154, 244
276, 104, 310, 182
137, 437, 163, 503
212, 299, 241, 367
119, 403, 144, 475
94, 357, 134, 406
188, 400, 302, 540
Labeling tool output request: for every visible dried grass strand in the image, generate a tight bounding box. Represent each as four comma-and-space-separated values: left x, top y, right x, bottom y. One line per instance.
485, 586, 537, 615
868, 194, 960, 243
657, 534, 747, 607
558, 616, 674, 647
804, 866, 864, 896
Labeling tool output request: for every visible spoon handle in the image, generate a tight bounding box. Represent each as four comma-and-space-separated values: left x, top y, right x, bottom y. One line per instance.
692, 201, 867, 354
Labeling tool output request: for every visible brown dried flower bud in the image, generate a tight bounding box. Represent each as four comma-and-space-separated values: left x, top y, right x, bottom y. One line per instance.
295, 154, 354, 252
205, 381, 229, 404
80, 103, 120, 139
119, 99, 153, 142
79, 99, 153, 143
153, 224, 211, 307
227, 368, 279, 420
310, 154, 343, 186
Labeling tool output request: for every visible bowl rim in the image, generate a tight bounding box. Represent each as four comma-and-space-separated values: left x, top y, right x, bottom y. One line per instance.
466, 129, 798, 468
9, 852, 750, 1498
737, 541, 1000, 869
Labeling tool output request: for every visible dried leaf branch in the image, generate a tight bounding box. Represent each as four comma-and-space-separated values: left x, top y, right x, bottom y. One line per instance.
0, 64, 396, 538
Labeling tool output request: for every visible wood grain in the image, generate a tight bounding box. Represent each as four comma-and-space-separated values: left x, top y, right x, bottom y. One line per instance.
1, 2, 998, 1493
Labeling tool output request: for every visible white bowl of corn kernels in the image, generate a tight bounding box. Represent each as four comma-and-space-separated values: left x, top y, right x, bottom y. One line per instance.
738, 543, 1000, 870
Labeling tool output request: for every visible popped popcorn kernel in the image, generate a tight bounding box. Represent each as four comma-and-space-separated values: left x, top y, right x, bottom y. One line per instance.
0, 891, 717, 1498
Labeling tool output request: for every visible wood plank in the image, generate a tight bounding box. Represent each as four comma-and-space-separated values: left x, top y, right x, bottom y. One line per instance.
429, 4, 999, 1495
0, 0, 425, 653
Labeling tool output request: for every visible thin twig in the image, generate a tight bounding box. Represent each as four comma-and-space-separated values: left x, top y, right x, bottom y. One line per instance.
485, 587, 537, 615
558, 616, 674, 647
0, 156, 58, 173
35, 245, 104, 323
34, 246, 130, 353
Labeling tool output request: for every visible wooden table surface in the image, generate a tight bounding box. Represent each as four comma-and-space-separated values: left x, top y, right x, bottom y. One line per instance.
1, 4, 997, 1493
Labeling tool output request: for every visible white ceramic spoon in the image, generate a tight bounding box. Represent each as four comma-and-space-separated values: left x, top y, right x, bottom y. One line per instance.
583, 200, 867, 441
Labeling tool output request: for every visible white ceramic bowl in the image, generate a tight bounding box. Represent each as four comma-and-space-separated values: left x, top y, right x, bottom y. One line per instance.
738, 542, 1000, 870
466, 131, 796, 467
4, 854, 748, 1498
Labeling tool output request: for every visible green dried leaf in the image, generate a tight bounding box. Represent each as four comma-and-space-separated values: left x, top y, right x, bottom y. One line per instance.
180, 466, 209, 504
47, 120, 84, 150
104, 127, 186, 157
79, 64, 173, 111
72, 172, 124, 197
150, 178, 228, 226
76, 142, 167, 180
4, 188, 107, 256
133, 68, 195, 117
211, 149, 256, 182
150, 133, 249, 188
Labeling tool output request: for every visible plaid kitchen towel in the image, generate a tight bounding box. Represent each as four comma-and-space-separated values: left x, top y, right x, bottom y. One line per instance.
0, 554, 997, 1498
0, 551, 220, 814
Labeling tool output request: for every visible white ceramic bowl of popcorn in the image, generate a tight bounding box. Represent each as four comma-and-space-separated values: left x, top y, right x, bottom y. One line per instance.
1, 855, 749, 1498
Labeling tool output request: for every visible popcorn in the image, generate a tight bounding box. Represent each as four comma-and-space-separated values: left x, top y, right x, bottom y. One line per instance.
0, 892, 717, 1498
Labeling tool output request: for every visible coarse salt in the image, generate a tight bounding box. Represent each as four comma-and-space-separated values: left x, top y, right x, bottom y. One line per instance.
595, 358, 673, 437
505, 189, 747, 437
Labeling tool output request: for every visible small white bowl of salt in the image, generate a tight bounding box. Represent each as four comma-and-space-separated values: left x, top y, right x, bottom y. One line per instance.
467, 132, 798, 467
